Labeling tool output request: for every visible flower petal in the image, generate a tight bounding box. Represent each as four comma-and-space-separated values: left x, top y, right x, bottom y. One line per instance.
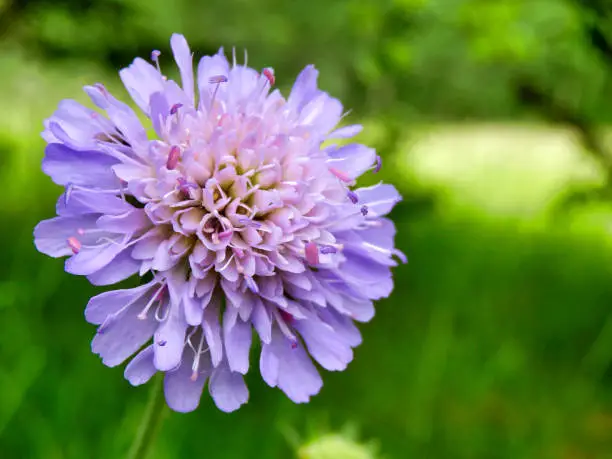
209, 364, 249, 412
125, 345, 157, 386
170, 34, 195, 105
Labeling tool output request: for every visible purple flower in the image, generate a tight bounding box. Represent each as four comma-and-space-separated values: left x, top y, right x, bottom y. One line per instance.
34, 34, 405, 413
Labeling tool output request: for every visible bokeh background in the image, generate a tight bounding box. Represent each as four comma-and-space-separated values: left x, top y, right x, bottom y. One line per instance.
2, 0, 612, 458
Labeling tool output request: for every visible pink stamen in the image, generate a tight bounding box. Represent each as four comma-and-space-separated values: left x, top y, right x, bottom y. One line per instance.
166, 145, 181, 170
262, 67, 275, 86
191, 371, 199, 382
305, 241, 319, 265
329, 167, 352, 183
67, 236, 81, 254
218, 229, 233, 241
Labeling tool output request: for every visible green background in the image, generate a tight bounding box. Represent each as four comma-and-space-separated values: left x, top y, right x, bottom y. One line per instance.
2, 0, 612, 457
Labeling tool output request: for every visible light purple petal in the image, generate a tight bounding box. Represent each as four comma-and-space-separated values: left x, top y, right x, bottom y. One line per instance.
34, 215, 98, 258
125, 345, 157, 386
170, 34, 195, 105
42, 143, 119, 188
85, 282, 154, 324
209, 364, 249, 412
295, 319, 353, 371
327, 144, 376, 180
87, 250, 141, 286
223, 307, 252, 374
356, 183, 402, 217
164, 351, 210, 413
119, 58, 165, 114
91, 302, 157, 367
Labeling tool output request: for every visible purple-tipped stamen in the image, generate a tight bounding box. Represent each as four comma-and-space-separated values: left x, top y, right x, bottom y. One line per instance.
170, 103, 183, 115
151, 50, 161, 62
209, 75, 228, 84
347, 190, 359, 204
166, 145, 181, 170
373, 155, 382, 173
360, 205, 369, 216
305, 241, 319, 265
158, 340, 167, 347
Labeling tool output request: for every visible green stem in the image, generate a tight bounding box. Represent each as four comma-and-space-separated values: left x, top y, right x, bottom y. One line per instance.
127, 374, 168, 459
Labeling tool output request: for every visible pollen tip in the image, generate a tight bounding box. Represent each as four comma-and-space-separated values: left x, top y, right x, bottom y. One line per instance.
262, 67, 275, 86
291, 341, 298, 349
151, 50, 161, 61
67, 236, 81, 254
347, 190, 359, 204
157, 340, 167, 346
190, 371, 199, 382
360, 205, 369, 216
170, 103, 183, 115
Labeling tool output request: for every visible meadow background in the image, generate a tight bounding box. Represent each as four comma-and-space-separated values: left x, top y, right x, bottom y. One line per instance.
2, 0, 612, 458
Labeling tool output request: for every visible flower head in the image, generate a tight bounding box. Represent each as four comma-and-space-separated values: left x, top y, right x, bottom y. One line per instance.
34, 34, 405, 413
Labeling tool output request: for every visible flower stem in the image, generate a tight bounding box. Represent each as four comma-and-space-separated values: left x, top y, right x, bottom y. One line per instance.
127, 374, 168, 459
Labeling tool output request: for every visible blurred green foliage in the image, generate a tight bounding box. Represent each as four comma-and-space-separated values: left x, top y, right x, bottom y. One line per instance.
2, 0, 612, 458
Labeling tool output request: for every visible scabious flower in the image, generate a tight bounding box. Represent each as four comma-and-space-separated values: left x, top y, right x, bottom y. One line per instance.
34, 34, 405, 413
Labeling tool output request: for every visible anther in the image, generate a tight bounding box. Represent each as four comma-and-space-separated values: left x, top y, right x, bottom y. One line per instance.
329, 167, 352, 183
151, 50, 161, 62
157, 340, 167, 346
166, 145, 181, 170
177, 177, 198, 195
305, 241, 319, 265
209, 75, 228, 84
67, 236, 81, 254
170, 103, 183, 115
262, 67, 275, 86
320, 245, 338, 254
373, 155, 382, 173
347, 190, 359, 204
291, 341, 298, 349
360, 205, 369, 216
